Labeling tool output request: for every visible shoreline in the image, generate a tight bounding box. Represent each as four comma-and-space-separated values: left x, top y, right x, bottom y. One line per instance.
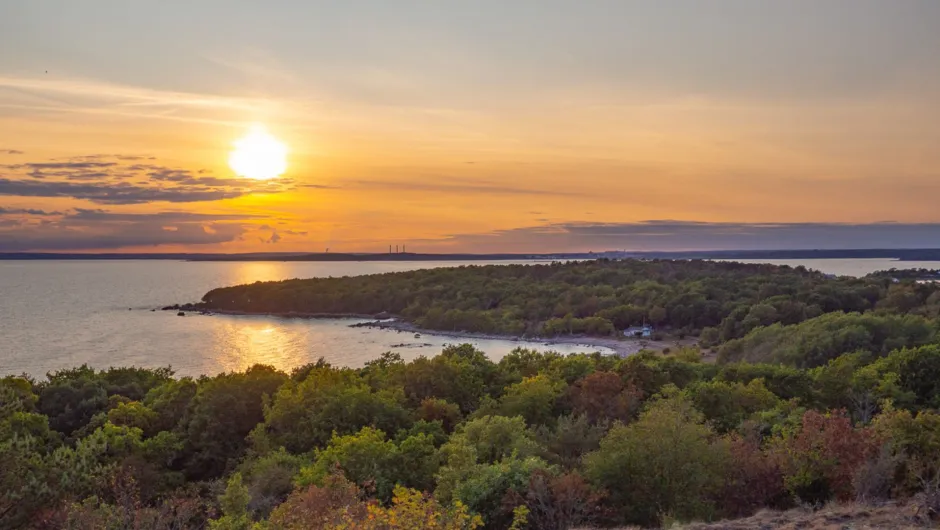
171, 306, 665, 357
350, 319, 656, 357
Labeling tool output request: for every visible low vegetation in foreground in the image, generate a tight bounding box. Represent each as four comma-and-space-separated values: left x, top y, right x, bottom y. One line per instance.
6, 337, 940, 529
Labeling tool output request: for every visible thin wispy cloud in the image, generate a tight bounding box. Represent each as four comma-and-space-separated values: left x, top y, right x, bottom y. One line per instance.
350, 176, 587, 197
66, 209, 266, 222
0, 75, 268, 111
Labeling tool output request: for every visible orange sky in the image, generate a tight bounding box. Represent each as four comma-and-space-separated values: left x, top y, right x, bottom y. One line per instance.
2, 2, 940, 252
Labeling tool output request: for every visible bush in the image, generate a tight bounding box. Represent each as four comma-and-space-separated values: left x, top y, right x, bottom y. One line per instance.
568, 371, 641, 424
717, 435, 789, 518
584, 395, 729, 527
770, 410, 880, 504
503, 469, 606, 530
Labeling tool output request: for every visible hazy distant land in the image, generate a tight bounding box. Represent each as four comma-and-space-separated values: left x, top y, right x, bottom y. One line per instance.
5, 248, 940, 261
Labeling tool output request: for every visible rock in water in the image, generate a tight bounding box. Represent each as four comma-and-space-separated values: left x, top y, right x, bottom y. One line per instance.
177, 311, 185, 317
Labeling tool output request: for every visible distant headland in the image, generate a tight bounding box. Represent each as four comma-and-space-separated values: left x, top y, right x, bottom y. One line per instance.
3, 248, 940, 261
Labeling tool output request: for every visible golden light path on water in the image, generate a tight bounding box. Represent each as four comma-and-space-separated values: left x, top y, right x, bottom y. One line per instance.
0, 260, 619, 377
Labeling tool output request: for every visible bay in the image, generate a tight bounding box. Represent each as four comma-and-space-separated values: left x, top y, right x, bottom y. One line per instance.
3, 257, 939, 378
0, 260, 609, 377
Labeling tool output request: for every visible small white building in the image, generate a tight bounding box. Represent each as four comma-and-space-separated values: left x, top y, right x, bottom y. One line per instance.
624, 325, 653, 338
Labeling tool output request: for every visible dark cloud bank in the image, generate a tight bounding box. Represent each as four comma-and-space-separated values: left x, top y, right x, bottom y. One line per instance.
432, 221, 940, 253
0, 153, 317, 250
0, 208, 267, 251
0, 154, 291, 205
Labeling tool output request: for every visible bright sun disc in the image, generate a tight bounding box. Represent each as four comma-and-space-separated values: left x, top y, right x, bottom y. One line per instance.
228, 124, 288, 180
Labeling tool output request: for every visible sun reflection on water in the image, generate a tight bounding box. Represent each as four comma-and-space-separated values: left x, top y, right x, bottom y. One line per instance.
231, 262, 295, 286
215, 320, 310, 373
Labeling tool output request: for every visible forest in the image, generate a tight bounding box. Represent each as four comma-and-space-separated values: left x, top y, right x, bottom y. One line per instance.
5, 338, 940, 529
194, 260, 940, 357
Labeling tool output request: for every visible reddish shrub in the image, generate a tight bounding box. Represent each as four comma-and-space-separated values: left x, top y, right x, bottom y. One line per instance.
266, 470, 366, 528
503, 470, 606, 530
417, 398, 462, 432
32, 472, 206, 530
569, 371, 641, 424
772, 410, 881, 504
718, 435, 789, 517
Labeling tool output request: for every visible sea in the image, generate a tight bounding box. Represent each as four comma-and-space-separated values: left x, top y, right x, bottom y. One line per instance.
2, 257, 938, 378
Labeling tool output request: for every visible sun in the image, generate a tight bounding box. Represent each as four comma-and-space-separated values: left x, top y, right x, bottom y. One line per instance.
228, 124, 288, 180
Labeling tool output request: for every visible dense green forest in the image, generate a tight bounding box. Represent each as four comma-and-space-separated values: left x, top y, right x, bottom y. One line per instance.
6, 339, 940, 529
194, 260, 940, 352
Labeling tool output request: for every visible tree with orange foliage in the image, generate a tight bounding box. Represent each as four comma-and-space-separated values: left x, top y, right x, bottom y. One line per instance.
266, 471, 481, 530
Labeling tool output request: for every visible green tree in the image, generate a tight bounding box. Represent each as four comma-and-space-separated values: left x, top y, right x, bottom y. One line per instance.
684, 379, 781, 433
864, 345, 940, 410
297, 427, 404, 502
142, 377, 197, 433
584, 395, 729, 526
257, 367, 411, 455
181, 365, 288, 480
210, 472, 251, 530
493, 374, 566, 427
533, 414, 608, 469
237, 448, 309, 518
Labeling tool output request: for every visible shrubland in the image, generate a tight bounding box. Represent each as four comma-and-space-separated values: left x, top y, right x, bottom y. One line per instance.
5, 339, 940, 529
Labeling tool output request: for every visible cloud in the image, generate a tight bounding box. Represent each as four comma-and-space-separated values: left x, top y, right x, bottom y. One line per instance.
0, 222, 246, 251
297, 183, 340, 189
0, 178, 248, 204
19, 161, 117, 171
0, 207, 62, 216
283, 229, 308, 236
66, 209, 265, 222
0, 154, 290, 204
0, 75, 303, 129
0, 206, 262, 251
261, 230, 282, 244
1, 150, 24, 155
350, 176, 584, 197
419, 220, 940, 253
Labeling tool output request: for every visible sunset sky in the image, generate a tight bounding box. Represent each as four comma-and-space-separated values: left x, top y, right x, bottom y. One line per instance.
2, 1, 940, 253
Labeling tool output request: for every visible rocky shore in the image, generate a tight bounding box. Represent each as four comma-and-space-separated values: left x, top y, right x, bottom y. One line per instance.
161, 305, 667, 357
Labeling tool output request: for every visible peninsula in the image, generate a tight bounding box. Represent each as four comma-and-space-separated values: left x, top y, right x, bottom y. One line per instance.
178, 259, 940, 367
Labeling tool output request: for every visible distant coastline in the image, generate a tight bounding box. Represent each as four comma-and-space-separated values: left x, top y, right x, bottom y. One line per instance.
5, 248, 940, 261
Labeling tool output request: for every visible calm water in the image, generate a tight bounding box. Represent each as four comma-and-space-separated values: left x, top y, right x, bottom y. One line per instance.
2, 257, 938, 378
0, 260, 610, 378
725, 258, 940, 277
